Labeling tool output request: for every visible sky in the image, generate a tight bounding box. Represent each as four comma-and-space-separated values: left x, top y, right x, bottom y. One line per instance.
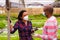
0, 0, 55, 7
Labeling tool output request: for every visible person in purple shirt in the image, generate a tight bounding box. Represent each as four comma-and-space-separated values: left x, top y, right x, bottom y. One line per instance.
10, 10, 34, 40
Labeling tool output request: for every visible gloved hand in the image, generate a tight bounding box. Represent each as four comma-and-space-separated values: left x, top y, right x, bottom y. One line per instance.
31, 27, 38, 33
34, 27, 38, 31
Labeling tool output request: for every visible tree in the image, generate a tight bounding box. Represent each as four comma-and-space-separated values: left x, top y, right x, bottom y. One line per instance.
6, 0, 11, 40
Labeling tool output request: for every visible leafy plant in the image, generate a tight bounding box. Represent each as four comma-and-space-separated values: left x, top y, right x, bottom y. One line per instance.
0, 21, 6, 29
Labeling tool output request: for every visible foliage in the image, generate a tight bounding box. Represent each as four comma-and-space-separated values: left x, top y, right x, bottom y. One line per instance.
0, 21, 6, 29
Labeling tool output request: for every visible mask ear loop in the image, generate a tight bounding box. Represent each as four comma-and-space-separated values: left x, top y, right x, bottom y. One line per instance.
42, 12, 46, 16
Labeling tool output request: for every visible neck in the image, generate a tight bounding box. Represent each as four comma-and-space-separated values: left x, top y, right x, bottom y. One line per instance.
47, 14, 52, 18
23, 20, 27, 23
23, 20, 27, 26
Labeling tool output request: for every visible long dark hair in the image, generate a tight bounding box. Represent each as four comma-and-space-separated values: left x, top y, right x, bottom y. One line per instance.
18, 10, 27, 20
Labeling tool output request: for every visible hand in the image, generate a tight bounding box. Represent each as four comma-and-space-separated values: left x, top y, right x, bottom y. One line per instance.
10, 25, 13, 31
34, 27, 38, 31
32, 27, 38, 32
34, 34, 41, 38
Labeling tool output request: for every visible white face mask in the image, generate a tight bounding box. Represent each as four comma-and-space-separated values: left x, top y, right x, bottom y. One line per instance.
42, 12, 46, 16
23, 15, 28, 21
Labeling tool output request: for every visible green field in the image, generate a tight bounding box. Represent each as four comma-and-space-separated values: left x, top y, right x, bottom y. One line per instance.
0, 14, 60, 40
0, 29, 60, 40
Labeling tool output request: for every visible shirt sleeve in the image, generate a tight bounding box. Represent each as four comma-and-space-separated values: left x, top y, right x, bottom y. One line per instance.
29, 21, 34, 33
40, 20, 57, 40
10, 21, 19, 34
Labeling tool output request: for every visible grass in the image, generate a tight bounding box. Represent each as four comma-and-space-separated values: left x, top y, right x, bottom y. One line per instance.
0, 36, 19, 40
0, 14, 60, 40
0, 29, 42, 40
0, 20, 7, 29
0, 29, 60, 40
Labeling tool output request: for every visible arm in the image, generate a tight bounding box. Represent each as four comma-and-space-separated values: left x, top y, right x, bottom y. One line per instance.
10, 21, 19, 34
28, 21, 34, 33
30, 21, 38, 33
35, 21, 57, 39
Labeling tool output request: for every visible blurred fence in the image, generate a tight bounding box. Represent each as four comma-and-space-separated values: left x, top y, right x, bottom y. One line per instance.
0, 7, 60, 15
10, 8, 60, 15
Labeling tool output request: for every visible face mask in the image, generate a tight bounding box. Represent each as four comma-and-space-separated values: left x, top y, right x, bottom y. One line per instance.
42, 12, 46, 16
23, 15, 28, 21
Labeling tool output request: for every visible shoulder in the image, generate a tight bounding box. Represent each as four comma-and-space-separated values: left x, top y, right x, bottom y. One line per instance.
48, 16, 57, 22
28, 21, 32, 23
15, 20, 21, 24
28, 21, 32, 25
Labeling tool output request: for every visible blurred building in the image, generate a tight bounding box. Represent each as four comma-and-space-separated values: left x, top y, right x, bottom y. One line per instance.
51, 1, 60, 8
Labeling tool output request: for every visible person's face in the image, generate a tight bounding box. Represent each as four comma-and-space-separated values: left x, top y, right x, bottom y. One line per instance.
43, 7, 49, 18
22, 12, 28, 21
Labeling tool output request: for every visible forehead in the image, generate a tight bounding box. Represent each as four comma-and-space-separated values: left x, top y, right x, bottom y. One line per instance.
23, 12, 28, 15
43, 5, 53, 11
44, 6, 48, 9
43, 7, 47, 11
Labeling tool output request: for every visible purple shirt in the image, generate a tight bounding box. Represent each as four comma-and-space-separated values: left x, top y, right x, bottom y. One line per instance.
10, 20, 33, 40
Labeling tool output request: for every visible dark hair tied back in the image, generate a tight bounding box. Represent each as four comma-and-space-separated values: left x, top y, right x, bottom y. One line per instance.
18, 10, 26, 20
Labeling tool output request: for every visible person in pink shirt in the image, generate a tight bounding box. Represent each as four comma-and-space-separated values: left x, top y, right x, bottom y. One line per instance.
34, 5, 58, 40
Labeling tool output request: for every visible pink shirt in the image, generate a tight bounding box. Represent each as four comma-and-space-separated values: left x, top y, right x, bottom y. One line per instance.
40, 16, 58, 40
